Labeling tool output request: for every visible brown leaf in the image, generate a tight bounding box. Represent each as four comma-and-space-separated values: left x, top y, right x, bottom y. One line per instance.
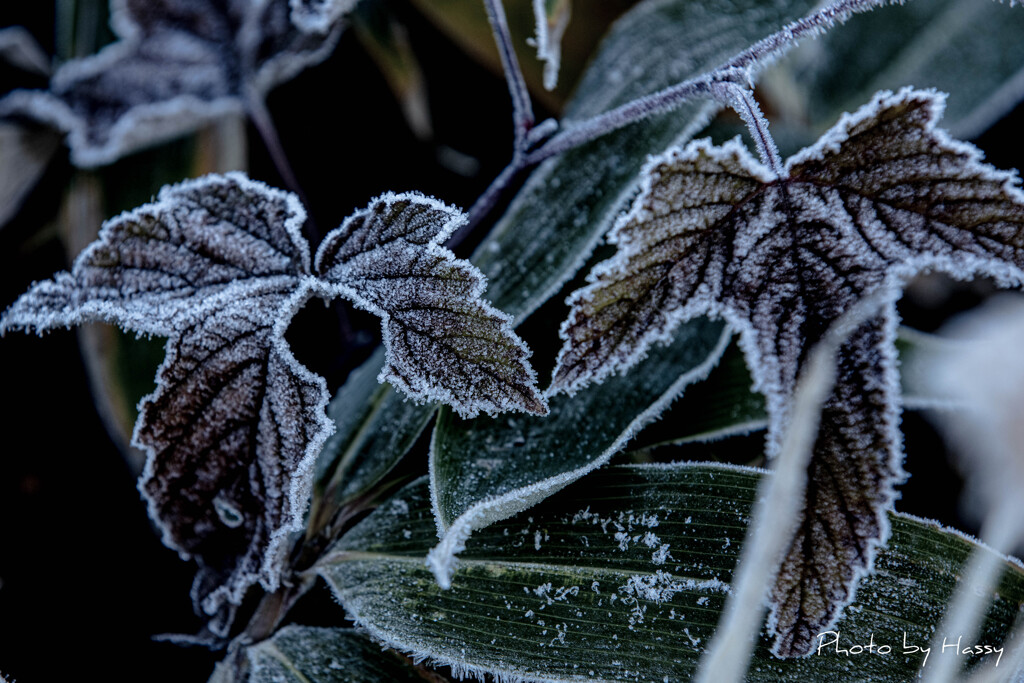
0, 173, 325, 633
316, 192, 547, 418
551, 87, 1024, 655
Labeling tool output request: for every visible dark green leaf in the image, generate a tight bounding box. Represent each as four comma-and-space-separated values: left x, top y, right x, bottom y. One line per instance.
782, 0, 1024, 141
309, 347, 436, 534
428, 318, 730, 586
320, 463, 1024, 682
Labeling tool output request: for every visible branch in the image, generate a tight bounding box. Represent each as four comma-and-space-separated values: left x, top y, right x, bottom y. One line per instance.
458, 0, 893, 249
446, 158, 521, 250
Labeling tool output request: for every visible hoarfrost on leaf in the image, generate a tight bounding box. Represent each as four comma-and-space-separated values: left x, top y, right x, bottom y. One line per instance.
0, 0, 344, 167
315, 192, 547, 418
550, 87, 1024, 656
0, 172, 326, 632
0, 173, 543, 634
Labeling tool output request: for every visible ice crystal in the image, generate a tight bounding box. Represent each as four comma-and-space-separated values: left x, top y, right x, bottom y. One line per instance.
315, 192, 547, 418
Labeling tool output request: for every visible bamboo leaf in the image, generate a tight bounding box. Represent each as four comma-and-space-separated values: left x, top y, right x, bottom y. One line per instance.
309, 347, 436, 532
790, 0, 1024, 140
319, 463, 1024, 682
427, 318, 730, 587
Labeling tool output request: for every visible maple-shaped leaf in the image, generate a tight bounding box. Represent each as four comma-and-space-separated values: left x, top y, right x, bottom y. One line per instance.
315, 193, 548, 418
550, 88, 1024, 656
0, 173, 543, 635
0, 173, 326, 632
0, 0, 344, 167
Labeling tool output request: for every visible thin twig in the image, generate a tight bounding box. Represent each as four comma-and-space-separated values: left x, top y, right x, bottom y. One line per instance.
245, 91, 319, 240
524, 78, 720, 164
526, 0, 895, 165
711, 81, 783, 174
482, 0, 535, 148
441, 0, 537, 249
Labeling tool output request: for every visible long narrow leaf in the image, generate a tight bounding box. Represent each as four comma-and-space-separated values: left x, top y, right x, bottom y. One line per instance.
320, 462, 1024, 683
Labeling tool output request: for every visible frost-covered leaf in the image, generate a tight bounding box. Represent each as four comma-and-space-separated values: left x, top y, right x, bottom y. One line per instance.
0, 175, 544, 633
318, 463, 1024, 682
472, 0, 820, 323
246, 626, 426, 682
427, 317, 729, 587
551, 88, 1024, 655
315, 192, 546, 419
0, 172, 329, 631
0, 0, 341, 167
629, 339, 768, 449
290, 0, 360, 34
531, 0, 571, 91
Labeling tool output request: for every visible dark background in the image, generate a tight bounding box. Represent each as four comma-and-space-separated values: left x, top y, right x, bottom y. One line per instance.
2, 2, 1023, 681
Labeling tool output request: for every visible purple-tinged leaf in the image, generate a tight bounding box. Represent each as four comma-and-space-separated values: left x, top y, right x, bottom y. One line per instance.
315, 193, 547, 419
0, 172, 326, 633
551, 88, 1024, 656
0, 0, 343, 167
1, 174, 544, 633
138, 279, 329, 622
